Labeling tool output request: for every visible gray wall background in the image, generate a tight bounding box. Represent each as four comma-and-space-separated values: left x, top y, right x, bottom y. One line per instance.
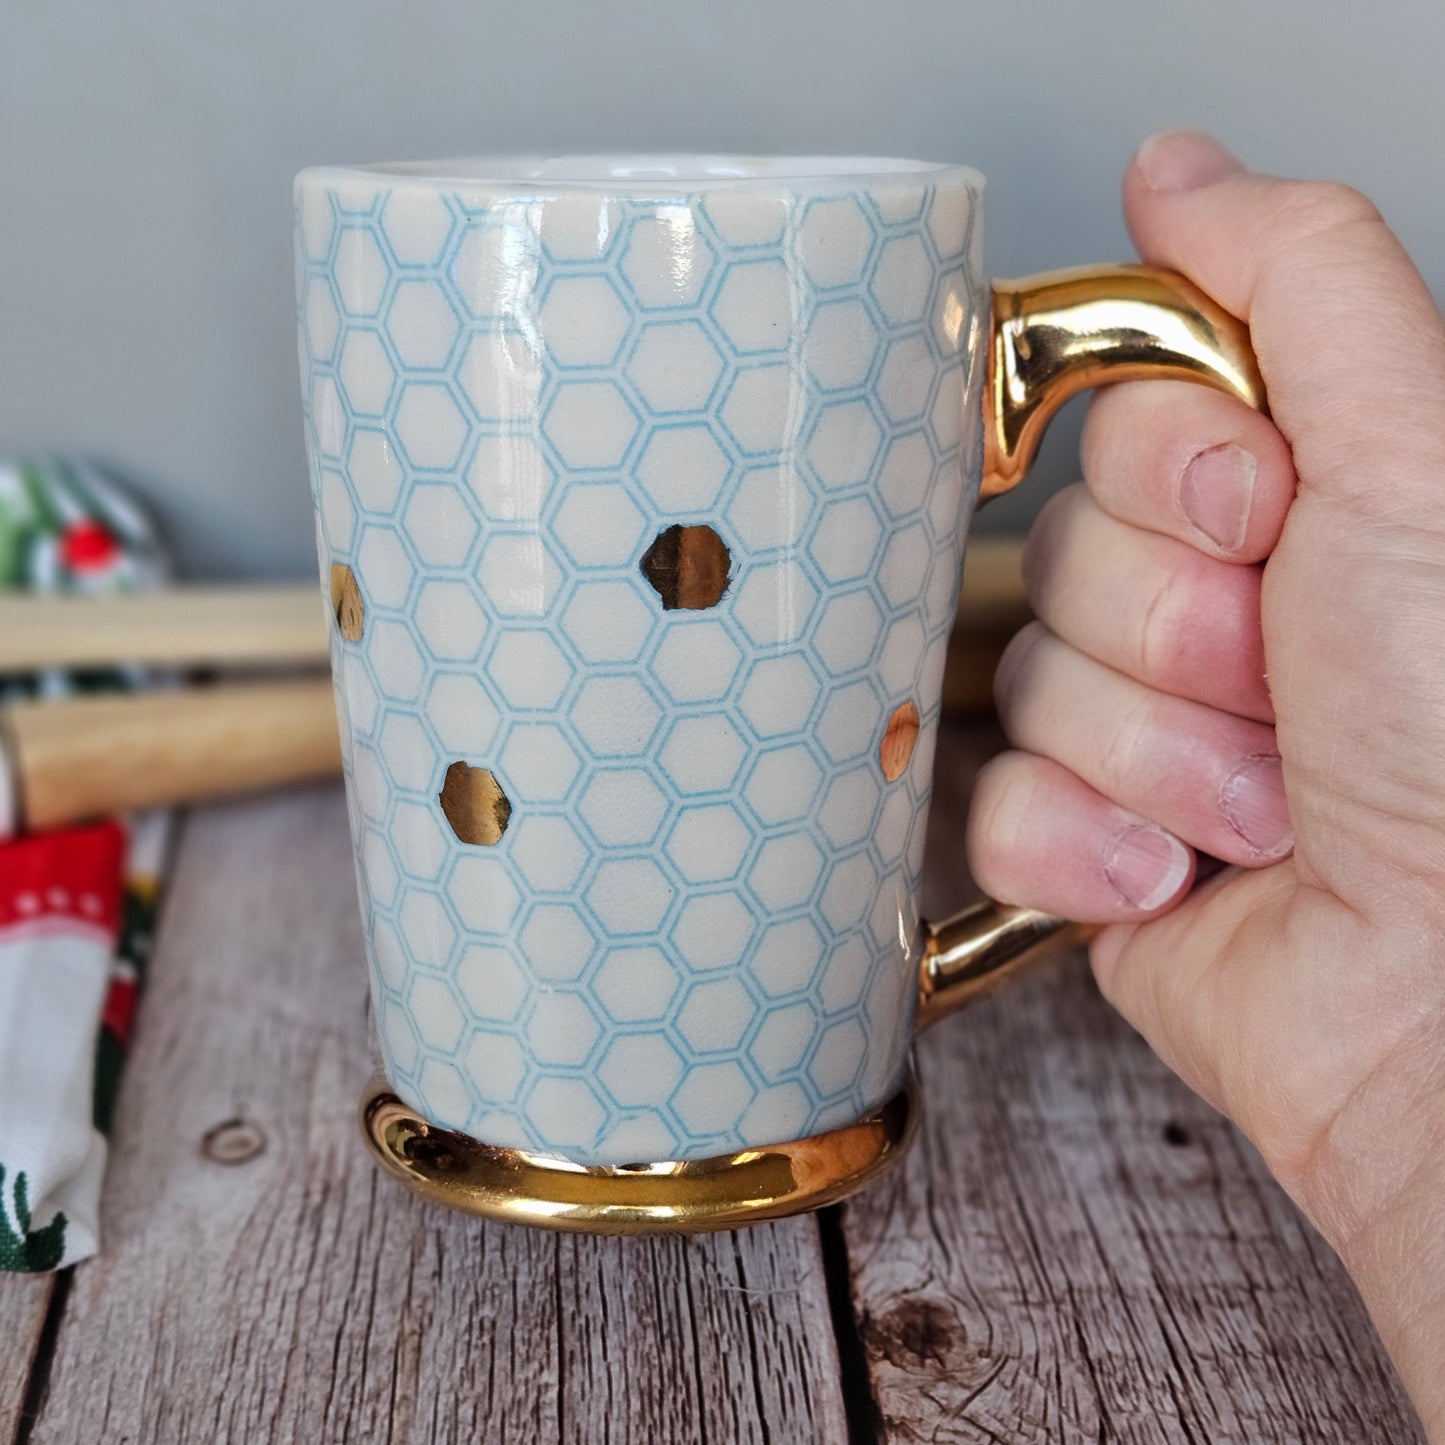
3, 0, 1440, 579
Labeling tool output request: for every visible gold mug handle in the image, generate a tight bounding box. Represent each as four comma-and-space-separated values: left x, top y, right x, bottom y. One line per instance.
917, 264, 1266, 1031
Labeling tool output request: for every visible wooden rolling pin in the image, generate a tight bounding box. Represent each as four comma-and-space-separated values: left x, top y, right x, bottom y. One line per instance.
0, 585, 329, 672
0, 679, 341, 836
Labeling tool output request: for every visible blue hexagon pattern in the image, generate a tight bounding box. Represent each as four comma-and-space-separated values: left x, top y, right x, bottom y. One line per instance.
296, 166, 985, 1165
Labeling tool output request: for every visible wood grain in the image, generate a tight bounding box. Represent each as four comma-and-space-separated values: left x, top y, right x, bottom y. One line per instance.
0, 1274, 53, 1440
838, 723, 1423, 1444
23, 788, 848, 1445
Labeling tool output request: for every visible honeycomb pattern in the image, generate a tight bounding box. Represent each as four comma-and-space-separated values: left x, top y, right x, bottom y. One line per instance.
296, 166, 984, 1165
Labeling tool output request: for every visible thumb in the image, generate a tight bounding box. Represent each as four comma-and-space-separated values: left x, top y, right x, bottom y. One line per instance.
1124, 131, 1445, 511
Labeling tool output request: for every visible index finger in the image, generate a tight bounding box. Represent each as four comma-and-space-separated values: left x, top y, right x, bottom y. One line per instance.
1080, 378, 1296, 564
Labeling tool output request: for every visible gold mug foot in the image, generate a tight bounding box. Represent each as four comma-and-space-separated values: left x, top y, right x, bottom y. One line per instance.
360, 1072, 920, 1234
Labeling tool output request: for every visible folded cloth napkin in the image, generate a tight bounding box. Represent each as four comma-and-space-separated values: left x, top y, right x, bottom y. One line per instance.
0, 457, 172, 1272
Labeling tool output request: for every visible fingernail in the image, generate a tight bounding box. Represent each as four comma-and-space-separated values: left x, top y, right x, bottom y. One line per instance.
1179, 442, 1256, 552
1105, 824, 1192, 911
1136, 131, 1245, 192
1220, 753, 1293, 858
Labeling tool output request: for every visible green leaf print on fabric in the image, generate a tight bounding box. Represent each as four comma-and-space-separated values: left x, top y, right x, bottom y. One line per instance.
0, 1165, 68, 1273
0, 462, 38, 590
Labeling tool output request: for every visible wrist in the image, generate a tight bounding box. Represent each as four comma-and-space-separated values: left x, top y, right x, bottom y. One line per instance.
1290, 1032, 1445, 1438
1328, 1145, 1445, 1441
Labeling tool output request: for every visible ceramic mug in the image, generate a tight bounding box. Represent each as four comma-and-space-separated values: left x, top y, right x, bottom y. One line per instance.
293, 155, 1260, 1232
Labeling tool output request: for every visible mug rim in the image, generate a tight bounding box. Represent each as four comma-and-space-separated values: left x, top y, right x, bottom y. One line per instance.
295, 153, 984, 197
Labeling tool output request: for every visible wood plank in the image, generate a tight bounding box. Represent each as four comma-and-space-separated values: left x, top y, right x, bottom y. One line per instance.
0, 1274, 54, 1442
839, 722, 1422, 1443
27, 787, 849, 1445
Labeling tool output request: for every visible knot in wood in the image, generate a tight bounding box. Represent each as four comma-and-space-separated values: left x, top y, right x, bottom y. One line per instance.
868, 1298, 963, 1370
201, 1118, 267, 1165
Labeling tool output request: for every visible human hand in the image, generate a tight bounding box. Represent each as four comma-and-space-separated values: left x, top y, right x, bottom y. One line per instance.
965, 131, 1445, 1436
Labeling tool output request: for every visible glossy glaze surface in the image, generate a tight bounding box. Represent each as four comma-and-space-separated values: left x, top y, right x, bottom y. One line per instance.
295, 158, 984, 1163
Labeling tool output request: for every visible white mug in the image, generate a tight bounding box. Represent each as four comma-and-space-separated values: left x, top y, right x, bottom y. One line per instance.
294, 154, 1261, 1231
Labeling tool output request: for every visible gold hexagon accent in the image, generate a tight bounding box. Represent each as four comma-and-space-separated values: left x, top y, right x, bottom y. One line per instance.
330, 563, 365, 642
880, 701, 920, 782
640, 524, 731, 610
439, 762, 512, 846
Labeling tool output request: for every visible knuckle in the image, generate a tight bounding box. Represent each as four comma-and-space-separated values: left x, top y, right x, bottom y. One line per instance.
967, 755, 1037, 882
992, 620, 1049, 720
1134, 564, 1185, 684
1080, 380, 1167, 479
1020, 488, 1077, 602
1272, 180, 1384, 248
1079, 387, 1129, 482
1102, 687, 1158, 790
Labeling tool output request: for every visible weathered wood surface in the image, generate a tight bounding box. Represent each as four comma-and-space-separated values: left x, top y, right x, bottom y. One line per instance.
0, 1274, 52, 1441
2, 725, 1422, 1444
17, 789, 847, 1445
840, 724, 1423, 1444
